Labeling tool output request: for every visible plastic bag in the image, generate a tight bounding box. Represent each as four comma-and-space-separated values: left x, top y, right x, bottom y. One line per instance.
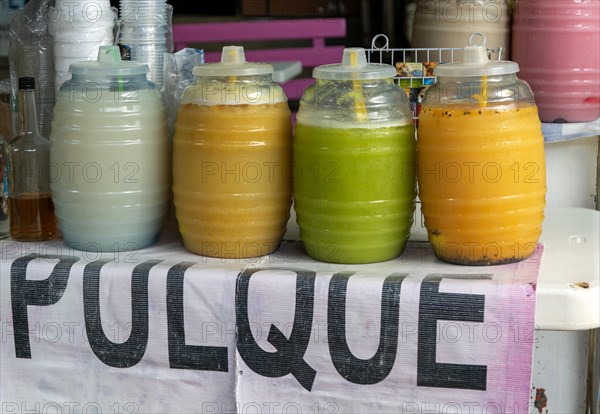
8, 0, 55, 138
161, 47, 204, 140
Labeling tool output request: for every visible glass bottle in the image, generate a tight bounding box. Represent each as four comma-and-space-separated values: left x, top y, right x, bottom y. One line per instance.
8, 77, 58, 241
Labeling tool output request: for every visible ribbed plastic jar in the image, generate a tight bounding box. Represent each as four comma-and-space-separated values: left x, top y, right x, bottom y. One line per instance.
50, 46, 168, 251
417, 34, 546, 265
294, 48, 416, 264
411, 0, 512, 58
511, 0, 600, 122
172, 46, 292, 258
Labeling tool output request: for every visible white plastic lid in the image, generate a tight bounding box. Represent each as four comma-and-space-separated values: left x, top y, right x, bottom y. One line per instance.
313, 47, 397, 80
433, 33, 519, 77
192, 46, 273, 77
69, 45, 149, 76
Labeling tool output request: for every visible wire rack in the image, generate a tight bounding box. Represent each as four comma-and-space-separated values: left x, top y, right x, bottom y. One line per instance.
365, 33, 505, 123
365, 33, 505, 86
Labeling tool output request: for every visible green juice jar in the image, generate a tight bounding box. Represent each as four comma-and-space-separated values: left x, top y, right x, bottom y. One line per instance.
293, 48, 416, 264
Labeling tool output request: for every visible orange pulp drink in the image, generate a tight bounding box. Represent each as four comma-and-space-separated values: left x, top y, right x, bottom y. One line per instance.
173, 102, 292, 258
417, 103, 546, 265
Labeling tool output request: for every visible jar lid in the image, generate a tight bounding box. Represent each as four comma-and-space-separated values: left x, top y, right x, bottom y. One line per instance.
313, 48, 397, 80
192, 46, 273, 77
433, 33, 519, 77
69, 45, 149, 76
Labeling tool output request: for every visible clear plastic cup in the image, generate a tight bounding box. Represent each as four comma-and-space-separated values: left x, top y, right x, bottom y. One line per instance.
120, 26, 171, 45
119, 23, 171, 37
119, 1, 170, 26
122, 42, 168, 86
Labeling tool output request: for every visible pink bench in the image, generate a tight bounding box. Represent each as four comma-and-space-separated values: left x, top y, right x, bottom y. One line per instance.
172, 18, 347, 101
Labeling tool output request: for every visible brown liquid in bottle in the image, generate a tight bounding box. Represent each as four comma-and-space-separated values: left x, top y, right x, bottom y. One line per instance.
9, 192, 59, 241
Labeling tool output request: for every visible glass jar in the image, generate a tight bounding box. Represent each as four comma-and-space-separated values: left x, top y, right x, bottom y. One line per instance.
417, 33, 546, 265
50, 45, 169, 251
294, 48, 416, 264
173, 46, 292, 259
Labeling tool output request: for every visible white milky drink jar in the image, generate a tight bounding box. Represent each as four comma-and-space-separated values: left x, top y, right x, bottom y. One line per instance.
50, 46, 169, 252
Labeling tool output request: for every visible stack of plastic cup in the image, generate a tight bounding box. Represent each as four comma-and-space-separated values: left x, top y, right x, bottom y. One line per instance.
118, 1, 173, 88
49, 0, 116, 89
1, 0, 26, 56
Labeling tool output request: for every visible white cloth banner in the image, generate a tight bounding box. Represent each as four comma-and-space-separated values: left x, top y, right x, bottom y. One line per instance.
1, 236, 541, 413
235, 242, 541, 414
1, 233, 244, 413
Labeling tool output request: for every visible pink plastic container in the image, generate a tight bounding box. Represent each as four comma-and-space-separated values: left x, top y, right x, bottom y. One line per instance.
511, 0, 600, 123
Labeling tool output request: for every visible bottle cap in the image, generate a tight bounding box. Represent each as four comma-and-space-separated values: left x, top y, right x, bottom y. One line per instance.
192, 46, 274, 77
434, 33, 519, 77
69, 45, 149, 76
18, 77, 35, 90
312, 48, 397, 80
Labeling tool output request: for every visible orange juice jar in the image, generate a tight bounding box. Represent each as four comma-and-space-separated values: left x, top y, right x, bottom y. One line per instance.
173, 46, 292, 258
417, 33, 546, 265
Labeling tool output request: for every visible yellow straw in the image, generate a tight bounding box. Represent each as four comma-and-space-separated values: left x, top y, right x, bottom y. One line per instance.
227, 48, 237, 84
473, 75, 488, 108
350, 51, 368, 122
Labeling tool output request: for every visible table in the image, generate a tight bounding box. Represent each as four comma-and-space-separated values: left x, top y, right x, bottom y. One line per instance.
1, 207, 598, 412
400, 205, 599, 330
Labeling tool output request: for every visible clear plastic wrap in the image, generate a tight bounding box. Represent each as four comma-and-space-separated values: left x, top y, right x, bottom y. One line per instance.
161, 47, 204, 140
0, 79, 14, 142
8, 0, 55, 138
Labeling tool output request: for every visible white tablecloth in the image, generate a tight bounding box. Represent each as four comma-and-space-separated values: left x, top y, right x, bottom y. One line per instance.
1, 207, 598, 413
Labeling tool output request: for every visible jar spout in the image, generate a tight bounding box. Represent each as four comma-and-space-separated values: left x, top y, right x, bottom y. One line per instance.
342, 48, 368, 68
463, 33, 489, 66
97, 45, 123, 63
221, 46, 246, 65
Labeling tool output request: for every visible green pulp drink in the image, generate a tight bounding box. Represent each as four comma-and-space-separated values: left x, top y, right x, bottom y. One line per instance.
293, 123, 416, 263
